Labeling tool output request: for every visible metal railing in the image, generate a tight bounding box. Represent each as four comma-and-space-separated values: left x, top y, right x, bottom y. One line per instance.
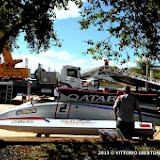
81, 65, 160, 85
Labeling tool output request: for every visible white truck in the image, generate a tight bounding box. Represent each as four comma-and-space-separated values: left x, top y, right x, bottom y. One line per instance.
29, 64, 82, 96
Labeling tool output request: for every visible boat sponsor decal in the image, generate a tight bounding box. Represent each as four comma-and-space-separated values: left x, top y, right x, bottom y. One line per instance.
60, 120, 96, 125
139, 124, 151, 128
67, 94, 117, 103
11, 120, 34, 124
16, 108, 37, 115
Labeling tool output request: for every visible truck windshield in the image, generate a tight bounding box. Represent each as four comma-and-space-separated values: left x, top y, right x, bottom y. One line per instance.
67, 69, 78, 78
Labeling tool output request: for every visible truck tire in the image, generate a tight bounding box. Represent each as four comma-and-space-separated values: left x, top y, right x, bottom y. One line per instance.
0, 90, 6, 99
12, 92, 17, 99
0, 90, 6, 103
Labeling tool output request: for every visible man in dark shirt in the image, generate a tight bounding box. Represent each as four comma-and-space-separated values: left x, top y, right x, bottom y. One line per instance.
113, 86, 142, 139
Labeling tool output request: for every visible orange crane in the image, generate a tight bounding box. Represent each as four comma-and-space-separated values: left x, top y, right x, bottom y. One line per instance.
0, 34, 29, 79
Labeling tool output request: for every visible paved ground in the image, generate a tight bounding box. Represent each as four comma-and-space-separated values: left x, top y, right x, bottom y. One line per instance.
0, 97, 159, 140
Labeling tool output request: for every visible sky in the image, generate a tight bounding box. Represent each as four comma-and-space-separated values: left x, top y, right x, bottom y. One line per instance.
10, 0, 138, 74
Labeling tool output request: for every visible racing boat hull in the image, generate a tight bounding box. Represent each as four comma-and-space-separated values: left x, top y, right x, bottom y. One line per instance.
0, 88, 158, 139
0, 118, 154, 138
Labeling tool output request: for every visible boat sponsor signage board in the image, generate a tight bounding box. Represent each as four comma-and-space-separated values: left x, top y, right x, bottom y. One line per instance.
59, 88, 117, 103
66, 94, 117, 103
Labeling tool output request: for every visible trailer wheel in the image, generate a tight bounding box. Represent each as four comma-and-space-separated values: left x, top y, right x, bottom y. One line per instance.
139, 137, 148, 141
36, 133, 42, 137
45, 134, 50, 137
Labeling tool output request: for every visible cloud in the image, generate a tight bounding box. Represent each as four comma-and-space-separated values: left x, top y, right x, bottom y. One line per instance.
69, 58, 116, 72
118, 61, 137, 69
54, 1, 82, 20
13, 50, 115, 74
40, 50, 74, 61
13, 50, 75, 73
12, 49, 137, 78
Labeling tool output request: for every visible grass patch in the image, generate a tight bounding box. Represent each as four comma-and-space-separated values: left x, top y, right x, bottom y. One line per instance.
100, 81, 123, 87
22, 142, 160, 160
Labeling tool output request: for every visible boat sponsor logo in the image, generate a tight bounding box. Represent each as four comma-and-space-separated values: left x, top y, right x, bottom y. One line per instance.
11, 120, 34, 124
16, 110, 22, 115
16, 108, 37, 115
67, 94, 117, 102
60, 120, 96, 125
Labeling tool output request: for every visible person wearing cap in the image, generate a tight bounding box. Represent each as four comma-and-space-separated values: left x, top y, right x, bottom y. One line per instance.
113, 86, 142, 139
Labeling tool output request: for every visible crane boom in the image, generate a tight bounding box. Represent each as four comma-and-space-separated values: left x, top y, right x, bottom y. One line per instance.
0, 32, 29, 78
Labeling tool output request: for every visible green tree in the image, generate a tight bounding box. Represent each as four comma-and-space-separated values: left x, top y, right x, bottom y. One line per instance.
79, 0, 160, 61
129, 59, 154, 75
0, 0, 82, 53
129, 59, 160, 79
153, 70, 160, 79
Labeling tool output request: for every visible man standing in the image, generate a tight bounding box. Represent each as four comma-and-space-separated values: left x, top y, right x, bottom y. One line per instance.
113, 86, 142, 139
54, 82, 68, 100
104, 59, 109, 66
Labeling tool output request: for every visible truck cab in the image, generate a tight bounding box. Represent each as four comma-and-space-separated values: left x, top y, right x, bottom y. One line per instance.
60, 65, 82, 89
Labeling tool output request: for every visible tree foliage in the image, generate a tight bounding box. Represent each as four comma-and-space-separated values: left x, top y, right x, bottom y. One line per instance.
79, 0, 160, 62
129, 59, 155, 76
153, 70, 160, 79
133, 59, 160, 79
0, 0, 82, 53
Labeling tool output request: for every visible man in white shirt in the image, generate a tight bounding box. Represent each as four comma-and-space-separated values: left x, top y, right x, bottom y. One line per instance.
54, 83, 68, 100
